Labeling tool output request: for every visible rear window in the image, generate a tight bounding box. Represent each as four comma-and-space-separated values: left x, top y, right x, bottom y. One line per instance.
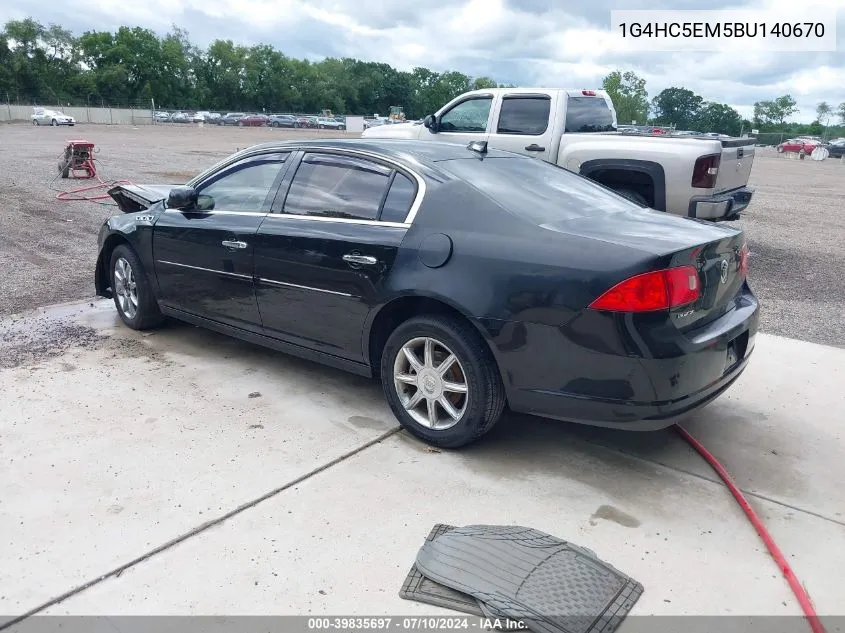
565, 96, 615, 133
496, 97, 550, 135
439, 156, 638, 223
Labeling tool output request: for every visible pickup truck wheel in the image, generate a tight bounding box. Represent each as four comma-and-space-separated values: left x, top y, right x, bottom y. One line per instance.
612, 187, 648, 207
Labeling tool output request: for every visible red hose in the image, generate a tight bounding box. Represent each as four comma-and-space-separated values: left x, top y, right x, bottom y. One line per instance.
675, 425, 826, 633
56, 176, 134, 202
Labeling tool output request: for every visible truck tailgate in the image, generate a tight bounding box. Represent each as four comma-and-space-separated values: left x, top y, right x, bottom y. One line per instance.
715, 139, 755, 193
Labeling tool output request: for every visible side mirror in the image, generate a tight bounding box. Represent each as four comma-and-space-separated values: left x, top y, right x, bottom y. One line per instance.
423, 114, 438, 133
167, 186, 198, 210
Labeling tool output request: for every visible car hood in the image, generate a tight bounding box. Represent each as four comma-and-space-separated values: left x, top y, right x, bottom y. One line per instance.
107, 184, 178, 213
539, 208, 739, 256
361, 122, 420, 139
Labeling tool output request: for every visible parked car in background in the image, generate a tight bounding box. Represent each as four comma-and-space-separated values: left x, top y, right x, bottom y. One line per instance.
364, 119, 386, 129
98, 139, 758, 449
206, 113, 222, 122
238, 114, 270, 127
364, 87, 756, 221
31, 107, 75, 126
269, 114, 297, 128
316, 117, 346, 130
154, 111, 171, 123
217, 113, 246, 126
777, 138, 820, 154
192, 111, 212, 122
170, 112, 191, 123
826, 139, 845, 158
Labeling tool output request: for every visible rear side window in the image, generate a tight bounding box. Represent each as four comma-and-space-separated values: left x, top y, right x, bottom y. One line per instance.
496, 97, 551, 135
565, 96, 615, 133
283, 153, 392, 221
440, 157, 638, 223
379, 173, 417, 222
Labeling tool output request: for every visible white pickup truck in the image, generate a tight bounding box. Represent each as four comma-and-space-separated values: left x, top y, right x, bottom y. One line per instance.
362, 88, 756, 221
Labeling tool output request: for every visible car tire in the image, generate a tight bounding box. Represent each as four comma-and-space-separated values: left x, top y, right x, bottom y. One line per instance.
340, 126, 346, 131
109, 244, 164, 331
32, 119, 39, 126
777, 145, 784, 153
380, 314, 506, 449
612, 187, 649, 207
51, 119, 58, 126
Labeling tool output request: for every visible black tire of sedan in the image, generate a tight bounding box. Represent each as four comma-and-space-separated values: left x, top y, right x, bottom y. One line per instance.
51, 119, 57, 126
109, 244, 164, 330
381, 315, 506, 449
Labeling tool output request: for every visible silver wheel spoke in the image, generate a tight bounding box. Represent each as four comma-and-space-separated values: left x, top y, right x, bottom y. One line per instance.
437, 354, 457, 375
423, 338, 434, 368
438, 396, 461, 421
396, 373, 416, 385
442, 380, 467, 394
404, 390, 424, 410
402, 346, 423, 372
426, 398, 438, 428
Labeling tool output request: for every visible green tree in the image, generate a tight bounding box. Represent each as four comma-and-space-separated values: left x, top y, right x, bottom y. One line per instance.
695, 102, 743, 136
651, 87, 704, 130
602, 70, 649, 125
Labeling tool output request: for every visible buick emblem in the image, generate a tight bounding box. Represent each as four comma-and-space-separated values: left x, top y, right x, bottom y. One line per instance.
719, 259, 729, 284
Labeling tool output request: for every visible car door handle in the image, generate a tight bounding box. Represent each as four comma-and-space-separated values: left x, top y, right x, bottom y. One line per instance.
342, 254, 378, 265
221, 240, 247, 249
525, 144, 546, 152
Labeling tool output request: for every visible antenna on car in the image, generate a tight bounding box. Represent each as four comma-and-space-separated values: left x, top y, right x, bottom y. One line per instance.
467, 140, 488, 154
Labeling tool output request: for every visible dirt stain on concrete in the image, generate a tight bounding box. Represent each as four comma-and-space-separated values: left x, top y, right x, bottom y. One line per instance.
590, 504, 641, 528
347, 415, 387, 430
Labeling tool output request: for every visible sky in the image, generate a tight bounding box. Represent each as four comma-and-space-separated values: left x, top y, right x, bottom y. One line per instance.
3, 0, 844, 123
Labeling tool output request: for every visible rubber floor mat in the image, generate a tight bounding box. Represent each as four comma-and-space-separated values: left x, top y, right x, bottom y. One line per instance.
414, 525, 643, 633
400, 524, 486, 616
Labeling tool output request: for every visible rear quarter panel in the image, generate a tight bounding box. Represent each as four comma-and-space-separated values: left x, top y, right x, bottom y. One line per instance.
556, 134, 725, 215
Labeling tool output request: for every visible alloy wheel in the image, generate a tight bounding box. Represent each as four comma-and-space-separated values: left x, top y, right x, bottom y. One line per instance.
393, 336, 469, 430
113, 256, 138, 320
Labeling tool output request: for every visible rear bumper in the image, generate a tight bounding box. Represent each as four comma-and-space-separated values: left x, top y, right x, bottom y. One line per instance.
491, 284, 760, 430
688, 186, 754, 221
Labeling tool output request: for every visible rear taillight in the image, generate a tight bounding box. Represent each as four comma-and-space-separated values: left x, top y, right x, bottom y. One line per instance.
582, 90, 597, 96
692, 154, 720, 188
739, 243, 750, 277
589, 266, 701, 312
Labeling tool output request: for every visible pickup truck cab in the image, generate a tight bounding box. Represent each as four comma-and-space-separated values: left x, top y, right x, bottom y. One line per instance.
362, 88, 756, 221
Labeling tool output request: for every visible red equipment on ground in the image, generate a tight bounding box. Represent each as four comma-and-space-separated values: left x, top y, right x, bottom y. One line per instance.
59, 140, 97, 179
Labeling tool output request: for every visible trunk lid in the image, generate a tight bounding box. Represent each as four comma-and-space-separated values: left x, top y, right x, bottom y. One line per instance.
544, 209, 747, 328
714, 138, 756, 193
107, 184, 176, 213
674, 230, 747, 331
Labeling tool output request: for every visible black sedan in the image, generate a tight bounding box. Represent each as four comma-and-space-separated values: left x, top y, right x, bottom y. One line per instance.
96, 139, 758, 448
826, 139, 845, 158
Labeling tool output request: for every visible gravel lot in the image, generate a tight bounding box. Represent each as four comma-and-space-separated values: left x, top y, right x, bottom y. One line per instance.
1, 124, 843, 346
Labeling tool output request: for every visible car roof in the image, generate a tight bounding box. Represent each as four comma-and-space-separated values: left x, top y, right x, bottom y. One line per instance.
236, 138, 518, 164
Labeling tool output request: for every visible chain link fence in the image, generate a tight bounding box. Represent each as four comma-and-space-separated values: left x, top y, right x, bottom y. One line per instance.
1, 94, 155, 125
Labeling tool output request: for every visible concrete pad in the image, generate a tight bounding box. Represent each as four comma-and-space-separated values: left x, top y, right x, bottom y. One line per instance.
2, 299, 844, 621
36, 431, 845, 618
0, 300, 397, 612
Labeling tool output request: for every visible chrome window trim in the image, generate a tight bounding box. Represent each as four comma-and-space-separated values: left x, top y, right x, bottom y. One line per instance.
257, 278, 353, 297
262, 213, 409, 229
162, 209, 268, 217
184, 145, 427, 225
157, 260, 252, 280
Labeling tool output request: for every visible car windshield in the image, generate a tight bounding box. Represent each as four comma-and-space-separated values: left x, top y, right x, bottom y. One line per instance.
439, 156, 640, 223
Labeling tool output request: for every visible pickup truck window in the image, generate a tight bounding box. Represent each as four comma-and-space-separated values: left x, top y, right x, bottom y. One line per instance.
440, 97, 492, 133
564, 96, 615, 133
440, 156, 636, 222
496, 97, 551, 135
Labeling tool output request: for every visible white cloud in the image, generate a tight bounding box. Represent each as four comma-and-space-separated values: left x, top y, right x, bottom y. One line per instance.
2, 0, 844, 123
